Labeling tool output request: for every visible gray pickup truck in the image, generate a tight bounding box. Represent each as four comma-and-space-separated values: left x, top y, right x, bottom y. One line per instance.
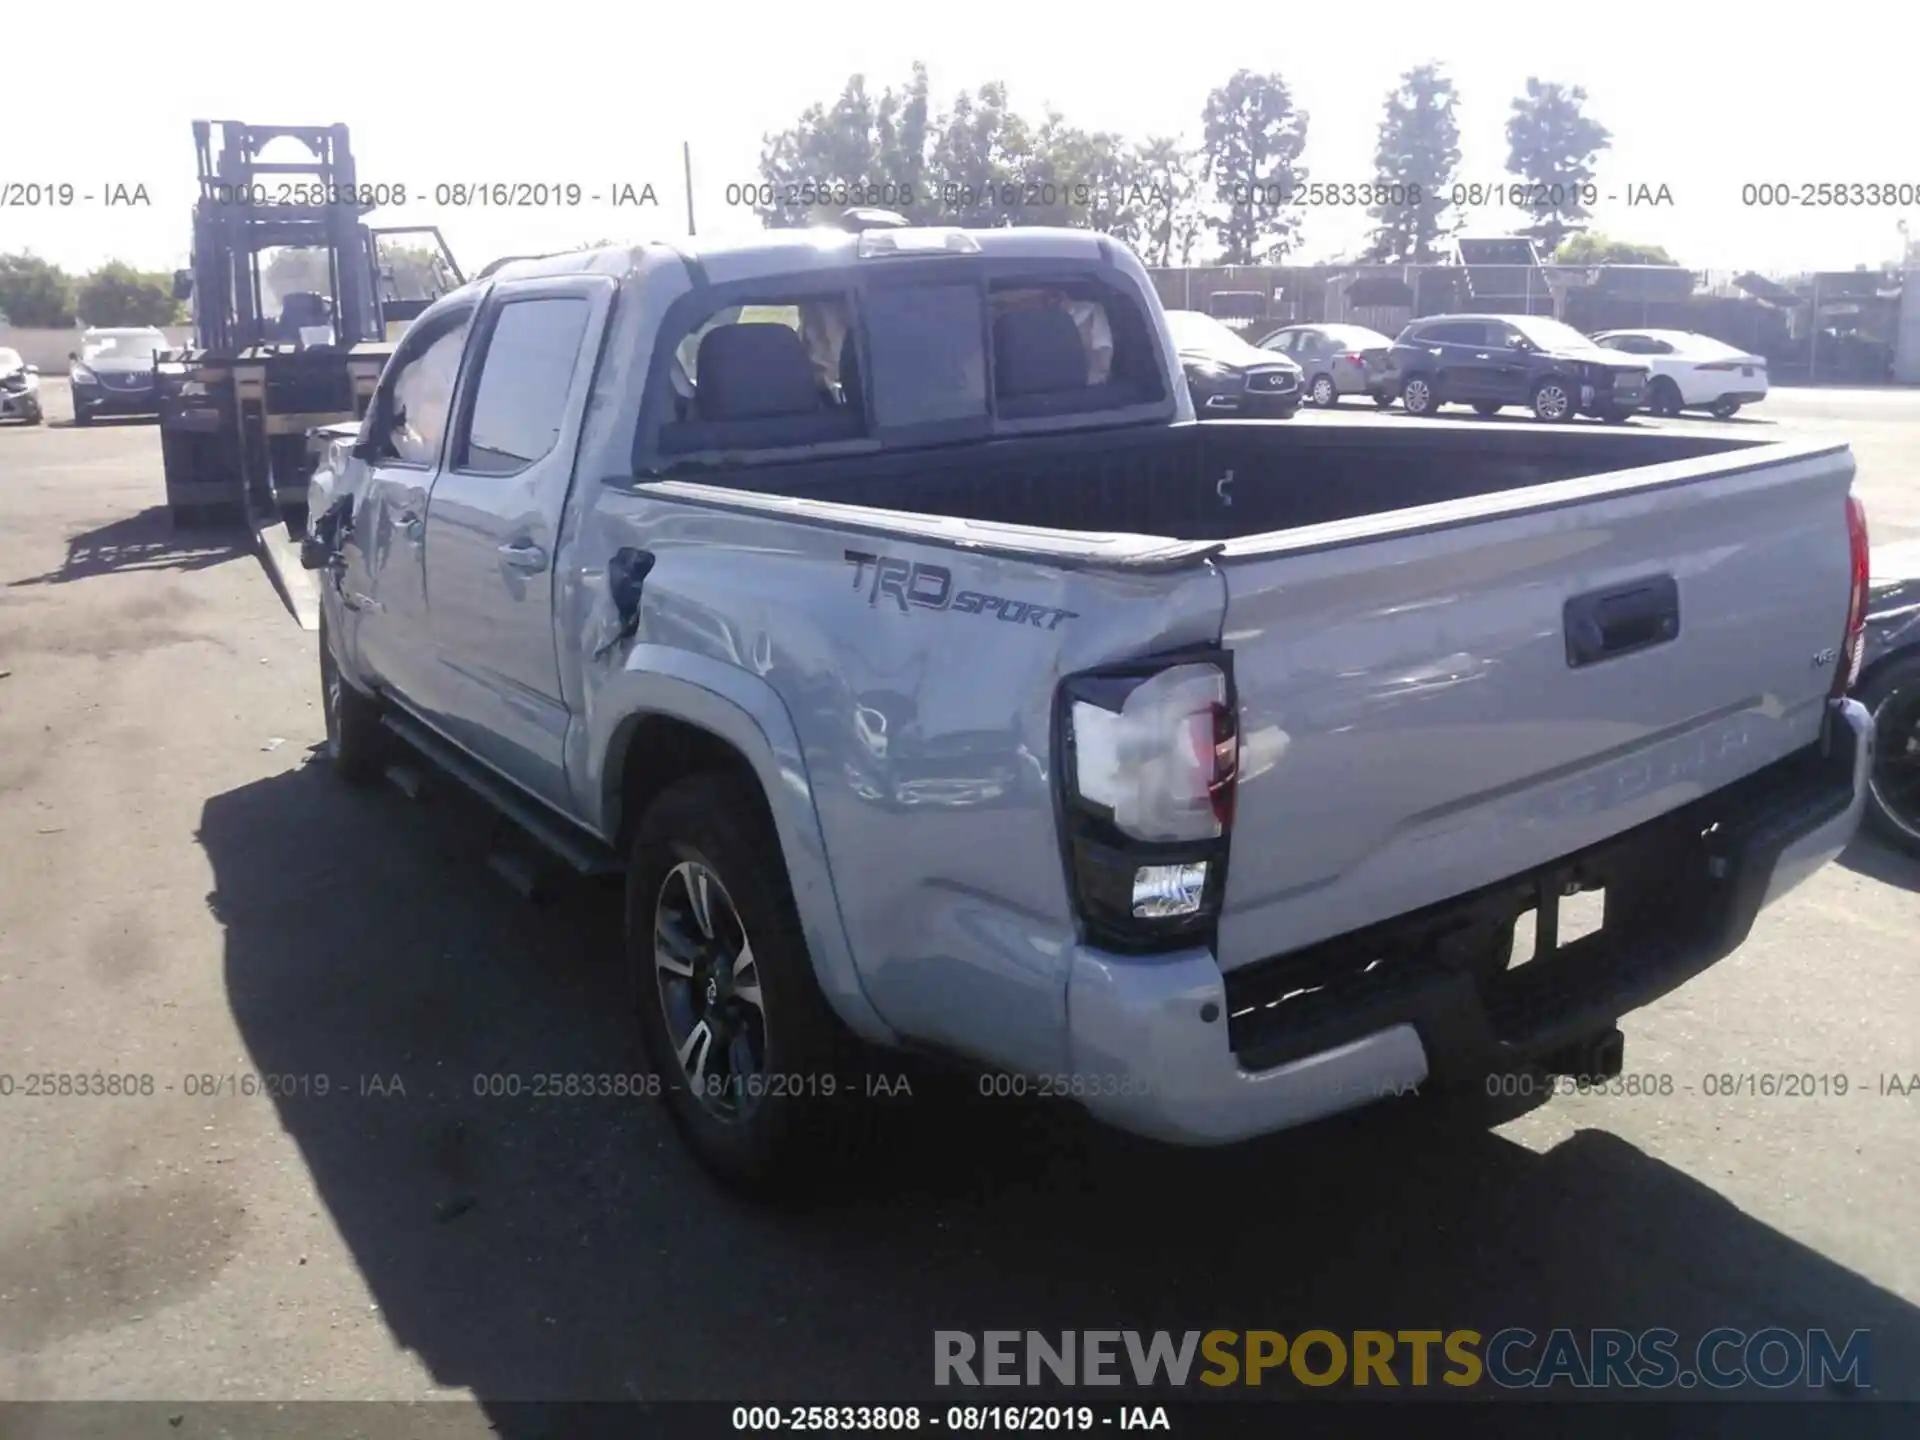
302, 221, 1874, 1194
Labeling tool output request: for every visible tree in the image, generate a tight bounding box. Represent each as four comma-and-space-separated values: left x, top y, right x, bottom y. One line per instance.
0, 252, 77, 328
1365, 63, 1462, 263
1199, 70, 1310, 264
756, 65, 936, 226
1504, 78, 1611, 253
753, 69, 1175, 243
1134, 136, 1204, 267
76, 262, 185, 326
924, 81, 1041, 227
1554, 232, 1677, 266
1018, 114, 1159, 243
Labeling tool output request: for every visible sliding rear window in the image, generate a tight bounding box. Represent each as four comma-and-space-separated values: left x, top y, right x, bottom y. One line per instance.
864, 283, 988, 429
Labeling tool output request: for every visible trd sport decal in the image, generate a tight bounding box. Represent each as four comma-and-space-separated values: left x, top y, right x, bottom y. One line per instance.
843, 550, 1079, 631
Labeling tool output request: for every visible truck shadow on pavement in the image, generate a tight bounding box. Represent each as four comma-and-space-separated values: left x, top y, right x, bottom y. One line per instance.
1836, 834, 1920, 890
200, 758, 1920, 1417
6, 505, 242, 588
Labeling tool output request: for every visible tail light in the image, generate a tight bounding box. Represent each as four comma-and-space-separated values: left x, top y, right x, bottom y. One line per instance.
1056, 657, 1239, 952
1696, 361, 1741, 372
1345, 352, 1363, 363
1834, 495, 1870, 699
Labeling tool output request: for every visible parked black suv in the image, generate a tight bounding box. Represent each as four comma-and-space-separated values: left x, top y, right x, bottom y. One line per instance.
1387, 313, 1651, 422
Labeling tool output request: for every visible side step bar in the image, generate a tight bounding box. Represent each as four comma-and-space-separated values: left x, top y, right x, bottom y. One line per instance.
377, 710, 622, 878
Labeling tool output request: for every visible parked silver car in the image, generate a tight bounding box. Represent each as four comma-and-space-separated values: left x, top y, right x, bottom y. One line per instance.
1256, 323, 1397, 408
0, 346, 44, 425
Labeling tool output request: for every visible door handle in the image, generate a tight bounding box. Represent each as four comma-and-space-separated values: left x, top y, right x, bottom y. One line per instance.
395, 510, 424, 542
497, 539, 549, 573
1565, 576, 1680, 667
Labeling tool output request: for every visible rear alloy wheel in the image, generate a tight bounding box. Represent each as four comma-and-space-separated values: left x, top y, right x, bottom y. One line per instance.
1649, 377, 1685, 417
1531, 380, 1573, 422
1400, 376, 1437, 416
628, 773, 867, 1196
1710, 399, 1742, 419
1309, 374, 1338, 407
1862, 656, 1920, 856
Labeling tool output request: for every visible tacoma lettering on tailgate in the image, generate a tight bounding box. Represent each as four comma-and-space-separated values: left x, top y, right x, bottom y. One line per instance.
844, 550, 1079, 631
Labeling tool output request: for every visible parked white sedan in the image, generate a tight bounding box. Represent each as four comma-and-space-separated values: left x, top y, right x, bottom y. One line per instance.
1591, 329, 1768, 419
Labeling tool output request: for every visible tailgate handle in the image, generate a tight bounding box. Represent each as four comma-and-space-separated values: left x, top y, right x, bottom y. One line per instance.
1565, 577, 1680, 667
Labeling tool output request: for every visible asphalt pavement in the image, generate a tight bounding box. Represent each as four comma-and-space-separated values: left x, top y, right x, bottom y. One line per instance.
0, 385, 1915, 1425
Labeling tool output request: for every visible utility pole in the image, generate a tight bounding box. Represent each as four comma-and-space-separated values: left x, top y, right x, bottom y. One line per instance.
684, 142, 696, 237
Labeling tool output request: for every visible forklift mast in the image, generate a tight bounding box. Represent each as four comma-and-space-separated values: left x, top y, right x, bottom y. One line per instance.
186, 121, 383, 353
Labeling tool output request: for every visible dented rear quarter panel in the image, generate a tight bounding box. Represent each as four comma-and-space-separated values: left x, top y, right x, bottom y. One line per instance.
566, 481, 1227, 1075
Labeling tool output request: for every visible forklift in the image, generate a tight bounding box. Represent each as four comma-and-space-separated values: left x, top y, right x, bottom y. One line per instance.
158, 120, 462, 529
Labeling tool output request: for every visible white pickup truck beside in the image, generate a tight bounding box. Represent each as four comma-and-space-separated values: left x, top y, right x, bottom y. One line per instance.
302, 219, 1874, 1194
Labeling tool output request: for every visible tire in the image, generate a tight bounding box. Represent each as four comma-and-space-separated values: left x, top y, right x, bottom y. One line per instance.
22, 404, 43, 426
1372, 390, 1394, 409
1599, 407, 1633, 424
318, 608, 384, 785
1860, 654, 1920, 856
1530, 378, 1574, 422
627, 772, 867, 1197
1710, 399, 1742, 419
1472, 401, 1502, 417
1649, 377, 1684, 417
72, 404, 93, 427
1308, 374, 1338, 407
169, 504, 203, 529
1399, 374, 1437, 417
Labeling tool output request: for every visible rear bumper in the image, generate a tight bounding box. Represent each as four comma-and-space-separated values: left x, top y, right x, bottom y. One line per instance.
1700, 390, 1767, 406
1063, 699, 1870, 1145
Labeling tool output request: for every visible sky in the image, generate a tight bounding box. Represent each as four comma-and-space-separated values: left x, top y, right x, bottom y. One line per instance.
2, 4, 1909, 280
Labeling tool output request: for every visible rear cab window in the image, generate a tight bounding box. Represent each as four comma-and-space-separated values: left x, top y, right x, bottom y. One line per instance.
638, 256, 1168, 473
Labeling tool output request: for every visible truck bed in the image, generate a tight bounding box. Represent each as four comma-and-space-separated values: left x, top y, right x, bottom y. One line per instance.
694, 419, 1770, 543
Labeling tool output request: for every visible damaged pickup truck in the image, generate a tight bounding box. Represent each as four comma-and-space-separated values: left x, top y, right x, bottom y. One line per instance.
303, 220, 1873, 1194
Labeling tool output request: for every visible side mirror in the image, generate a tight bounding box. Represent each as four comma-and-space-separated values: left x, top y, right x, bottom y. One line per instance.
23, 364, 38, 376
172, 270, 194, 301
67, 350, 78, 361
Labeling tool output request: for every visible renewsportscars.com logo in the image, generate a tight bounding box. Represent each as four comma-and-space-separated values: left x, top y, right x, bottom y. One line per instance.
934, 1328, 1873, 1391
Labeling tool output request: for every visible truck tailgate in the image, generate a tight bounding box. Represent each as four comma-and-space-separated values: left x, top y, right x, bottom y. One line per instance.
1212, 443, 1856, 972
